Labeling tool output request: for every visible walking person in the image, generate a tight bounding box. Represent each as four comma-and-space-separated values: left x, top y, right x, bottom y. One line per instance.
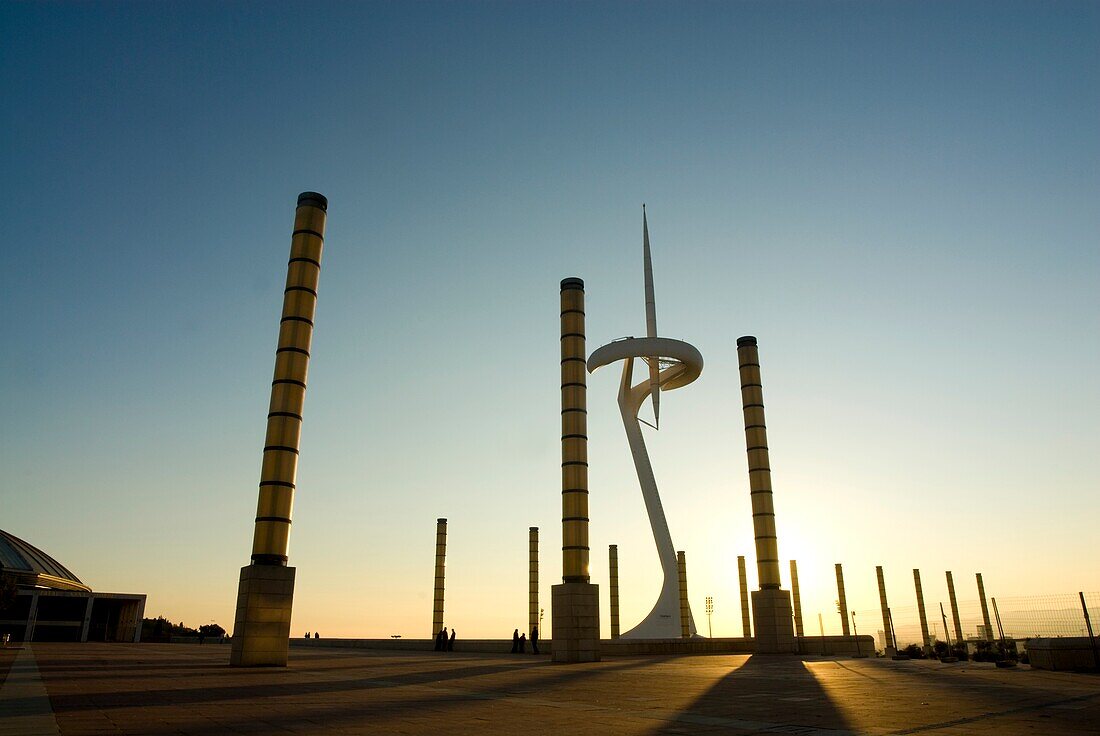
530, 625, 540, 655
519, 632, 526, 653
511, 628, 520, 653
448, 629, 456, 651
434, 628, 444, 651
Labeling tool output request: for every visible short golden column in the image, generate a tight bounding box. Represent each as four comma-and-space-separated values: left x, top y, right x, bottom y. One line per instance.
609, 544, 620, 639
231, 191, 327, 667
946, 571, 964, 643
551, 277, 600, 662
528, 527, 539, 636
790, 560, 805, 638
432, 518, 447, 637
736, 336, 795, 652
876, 566, 895, 654
677, 551, 690, 639
914, 569, 932, 654
835, 564, 851, 636
737, 555, 751, 637
976, 573, 993, 641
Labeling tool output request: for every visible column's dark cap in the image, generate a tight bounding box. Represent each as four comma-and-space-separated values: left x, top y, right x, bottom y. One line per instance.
737, 335, 758, 347
560, 277, 584, 291
297, 192, 328, 211
437, 518, 447, 524
530, 526, 539, 531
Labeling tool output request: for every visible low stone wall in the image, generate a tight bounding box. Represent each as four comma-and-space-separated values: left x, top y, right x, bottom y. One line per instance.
291, 638, 523, 654
1026, 637, 1100, 672
796, 635, 876, 657
290, 635, 873, 657
600, 637, 754, 656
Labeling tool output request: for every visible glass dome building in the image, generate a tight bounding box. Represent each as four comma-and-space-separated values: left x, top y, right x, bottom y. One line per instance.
0, 529, 145, 643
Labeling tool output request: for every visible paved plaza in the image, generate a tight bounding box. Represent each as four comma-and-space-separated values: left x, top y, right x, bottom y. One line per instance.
1, 643, 1098, 735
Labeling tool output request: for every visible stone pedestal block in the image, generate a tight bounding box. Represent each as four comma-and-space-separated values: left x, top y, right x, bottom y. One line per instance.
230, 564, 295, 666
751, 588, 797, 653
551, 582, 600, 663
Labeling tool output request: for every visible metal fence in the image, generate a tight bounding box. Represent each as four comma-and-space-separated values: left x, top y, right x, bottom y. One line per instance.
852, 592, 1099, 651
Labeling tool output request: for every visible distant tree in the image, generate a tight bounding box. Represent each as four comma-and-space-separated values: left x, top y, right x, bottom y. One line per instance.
141, 616, 201, 641
199, 623, 226, 637
901, 643, 925, 659
0, 573, 17, 612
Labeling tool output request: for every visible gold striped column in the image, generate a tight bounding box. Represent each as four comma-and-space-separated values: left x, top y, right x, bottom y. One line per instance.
529, 527, 539, 636
836, 564, 851, 636
976, 573, 993, 641
677, 551, 690, 639
737, 337, 795, 652
609, 545, 620, 639
738, 555, 751, 637
551, 277, 600, 662
790, 560, 804, 637
736, 337, 781, 589
433, 518, 447, 637
946, 571, 964, 643
231, 191, 327, 667
914, 569, 932, 653
252, 191, 327, 564
560, 278, 589, 582
876, 566, 894, 653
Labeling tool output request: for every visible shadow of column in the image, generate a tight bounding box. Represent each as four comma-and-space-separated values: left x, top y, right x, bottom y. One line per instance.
649, 654, 857, 735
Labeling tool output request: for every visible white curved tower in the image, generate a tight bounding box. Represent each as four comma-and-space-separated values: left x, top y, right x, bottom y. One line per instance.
587, 207, 702, 639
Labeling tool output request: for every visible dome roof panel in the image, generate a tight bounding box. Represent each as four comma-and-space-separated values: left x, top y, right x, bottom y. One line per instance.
0, 529, 89, 591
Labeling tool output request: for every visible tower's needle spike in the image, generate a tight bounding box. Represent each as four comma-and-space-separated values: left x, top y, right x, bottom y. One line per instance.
643, 205, 660, 428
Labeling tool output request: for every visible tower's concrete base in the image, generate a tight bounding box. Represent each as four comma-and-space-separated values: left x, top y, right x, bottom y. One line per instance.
230, 564, 295, 666
751, 588, 797, 653
551, 582, 600, 663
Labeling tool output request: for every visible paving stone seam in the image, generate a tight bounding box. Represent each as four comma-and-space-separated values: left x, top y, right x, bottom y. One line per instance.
0, 645, 60, 736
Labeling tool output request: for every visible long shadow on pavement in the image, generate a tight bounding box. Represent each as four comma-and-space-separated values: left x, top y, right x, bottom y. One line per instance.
650, 654, 858, 735
38, 650, 689, 735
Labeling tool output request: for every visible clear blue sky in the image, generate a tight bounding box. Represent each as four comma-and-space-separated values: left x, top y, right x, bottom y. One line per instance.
2, 1, 1097, 639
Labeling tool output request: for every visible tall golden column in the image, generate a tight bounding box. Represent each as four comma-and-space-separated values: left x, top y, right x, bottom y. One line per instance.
609, 545, 620, 639
677, 551, 690, 639
946, 571, 964, 642
976, 573, 993, 641
738, 555, 751, 637
551, 277, 600, 662
560, 278, 589, 582
432, 518, 447, 637
528, 527, 539, 636
914, 569, 932, 654
876, 566, 895, 654
230, 191, 327, 668
736, 336, 795, 652
836, 564, 851, 636
790, 560, 805, 638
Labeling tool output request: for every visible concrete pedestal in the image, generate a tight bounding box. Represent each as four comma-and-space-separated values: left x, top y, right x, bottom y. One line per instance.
551, 582, 600, 663
751, 588, 797, 653
230, 565, 295, 666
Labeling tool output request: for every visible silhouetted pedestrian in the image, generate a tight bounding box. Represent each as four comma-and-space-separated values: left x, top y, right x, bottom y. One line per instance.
434, 628, 445, 651
511, 628, 520, 653
519, 633, 526, 653
530, 625, 539, 655
305, 632, 311, 639
448, 629, 456, 651
314, 632, 320, 639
